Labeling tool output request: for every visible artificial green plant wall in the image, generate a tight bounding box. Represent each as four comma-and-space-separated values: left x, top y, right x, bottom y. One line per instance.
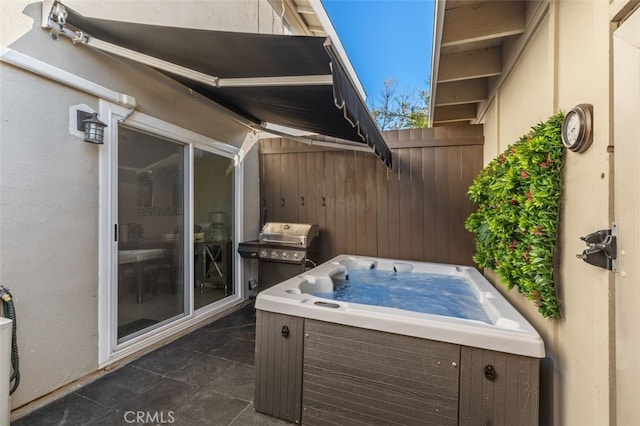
465, 113, 565, 319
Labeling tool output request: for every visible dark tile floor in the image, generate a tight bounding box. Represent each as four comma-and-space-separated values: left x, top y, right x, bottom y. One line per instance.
12, 302, 290, 426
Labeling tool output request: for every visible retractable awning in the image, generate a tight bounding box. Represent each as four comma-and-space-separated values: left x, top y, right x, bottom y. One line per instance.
48, 3, 392, 168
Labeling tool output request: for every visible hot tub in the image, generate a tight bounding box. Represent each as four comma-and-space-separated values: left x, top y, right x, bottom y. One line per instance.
254, 255, 544, 425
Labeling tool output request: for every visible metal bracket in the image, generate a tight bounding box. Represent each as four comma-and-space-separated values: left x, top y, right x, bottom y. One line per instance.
51, 3, 68, 25
579, 223, 619, 272
45, 3, 89, 45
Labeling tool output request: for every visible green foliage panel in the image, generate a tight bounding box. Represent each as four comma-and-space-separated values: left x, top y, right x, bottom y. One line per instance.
465, 113, 565, 319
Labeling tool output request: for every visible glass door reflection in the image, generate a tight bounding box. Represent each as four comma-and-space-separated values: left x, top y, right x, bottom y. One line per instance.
117, 126, 186, 341
193, 148, 235, 310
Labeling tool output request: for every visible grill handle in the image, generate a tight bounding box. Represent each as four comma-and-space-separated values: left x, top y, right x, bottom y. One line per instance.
259, 238, 304, 247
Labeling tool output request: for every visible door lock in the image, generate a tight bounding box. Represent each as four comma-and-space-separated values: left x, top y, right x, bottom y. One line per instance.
579, 223, 618, 271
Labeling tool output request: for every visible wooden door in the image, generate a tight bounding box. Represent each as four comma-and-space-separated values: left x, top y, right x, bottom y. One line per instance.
613, 8, 640, 425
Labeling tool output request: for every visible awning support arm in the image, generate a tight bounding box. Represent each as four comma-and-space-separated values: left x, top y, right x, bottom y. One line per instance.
217, 75, 332, 88
47, 5, 332, 89
255, 123, 373, 154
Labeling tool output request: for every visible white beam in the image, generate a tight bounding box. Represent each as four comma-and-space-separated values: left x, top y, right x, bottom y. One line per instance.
442, 0, 526, 47
609, 0, 640, 22
433, 104, 477, 123
435, 79, 487, 106
438, 47, 501, 82
296, 6, 316, 14
307, 25, 325, 34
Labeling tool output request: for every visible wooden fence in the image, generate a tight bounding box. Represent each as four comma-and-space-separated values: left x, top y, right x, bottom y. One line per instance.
258, 125, 484, 266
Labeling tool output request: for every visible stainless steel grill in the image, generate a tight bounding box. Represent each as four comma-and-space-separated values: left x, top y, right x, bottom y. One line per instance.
238, 222, 319, 291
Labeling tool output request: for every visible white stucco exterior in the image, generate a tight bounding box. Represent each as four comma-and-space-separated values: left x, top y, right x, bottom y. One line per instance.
0, 0, 308, 414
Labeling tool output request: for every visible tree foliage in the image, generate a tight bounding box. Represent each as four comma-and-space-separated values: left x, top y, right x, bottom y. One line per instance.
369, 78, 429, 130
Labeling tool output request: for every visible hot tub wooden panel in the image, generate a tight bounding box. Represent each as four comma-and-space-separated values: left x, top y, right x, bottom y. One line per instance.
459, 346, 540, 425
255, 311, 541, 425
303, 319, 460, 426
254, 310, 305, 423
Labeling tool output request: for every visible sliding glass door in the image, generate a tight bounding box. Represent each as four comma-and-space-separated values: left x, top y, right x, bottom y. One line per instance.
116, 126, 187, 341
98, 102, 244, 363
193, 148, 235, 310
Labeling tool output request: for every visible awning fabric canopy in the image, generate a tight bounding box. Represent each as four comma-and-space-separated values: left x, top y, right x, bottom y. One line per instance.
61, 8, 392, 168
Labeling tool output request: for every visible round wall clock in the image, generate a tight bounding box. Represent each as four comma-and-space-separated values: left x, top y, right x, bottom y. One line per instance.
562, 103, 593, 153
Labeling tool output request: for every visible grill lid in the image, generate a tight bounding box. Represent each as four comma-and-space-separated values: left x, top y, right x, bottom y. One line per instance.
259, 222, 319, 247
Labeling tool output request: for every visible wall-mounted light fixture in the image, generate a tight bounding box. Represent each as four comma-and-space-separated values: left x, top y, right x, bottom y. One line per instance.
77, 111, 107, 144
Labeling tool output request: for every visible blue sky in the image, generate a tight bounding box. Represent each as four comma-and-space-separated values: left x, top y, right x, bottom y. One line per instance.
322, 0, 435, 103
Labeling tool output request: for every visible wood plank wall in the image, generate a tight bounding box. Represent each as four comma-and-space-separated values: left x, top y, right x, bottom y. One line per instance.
258, 125, 483, 266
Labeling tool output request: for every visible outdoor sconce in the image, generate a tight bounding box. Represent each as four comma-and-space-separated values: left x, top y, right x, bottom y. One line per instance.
77, 110, 107, 144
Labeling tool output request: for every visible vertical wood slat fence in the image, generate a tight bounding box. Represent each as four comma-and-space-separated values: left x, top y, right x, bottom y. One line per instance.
259, 126, 484, 266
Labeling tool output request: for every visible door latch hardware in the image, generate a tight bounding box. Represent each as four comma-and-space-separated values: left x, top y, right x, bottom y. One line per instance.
281, 325, 290, 338
579, 223, 618, 271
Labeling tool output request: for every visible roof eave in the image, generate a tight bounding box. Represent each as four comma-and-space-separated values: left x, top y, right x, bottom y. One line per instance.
429, 0, 447, 127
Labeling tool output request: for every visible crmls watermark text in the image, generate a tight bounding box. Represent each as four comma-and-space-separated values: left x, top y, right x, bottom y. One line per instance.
124, 411, 175, 424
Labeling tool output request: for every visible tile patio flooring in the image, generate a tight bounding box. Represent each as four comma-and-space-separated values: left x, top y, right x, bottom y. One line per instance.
12, 302, 289, 425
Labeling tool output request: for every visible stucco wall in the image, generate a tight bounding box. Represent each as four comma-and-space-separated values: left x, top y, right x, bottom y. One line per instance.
1, 64, 103, 411
1, 0, 280, 409
478, 1, 614, 425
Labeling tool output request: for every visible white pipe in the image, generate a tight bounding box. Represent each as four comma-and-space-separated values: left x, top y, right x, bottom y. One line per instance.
0, 317, 12, 426
0, 45, 137, 109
